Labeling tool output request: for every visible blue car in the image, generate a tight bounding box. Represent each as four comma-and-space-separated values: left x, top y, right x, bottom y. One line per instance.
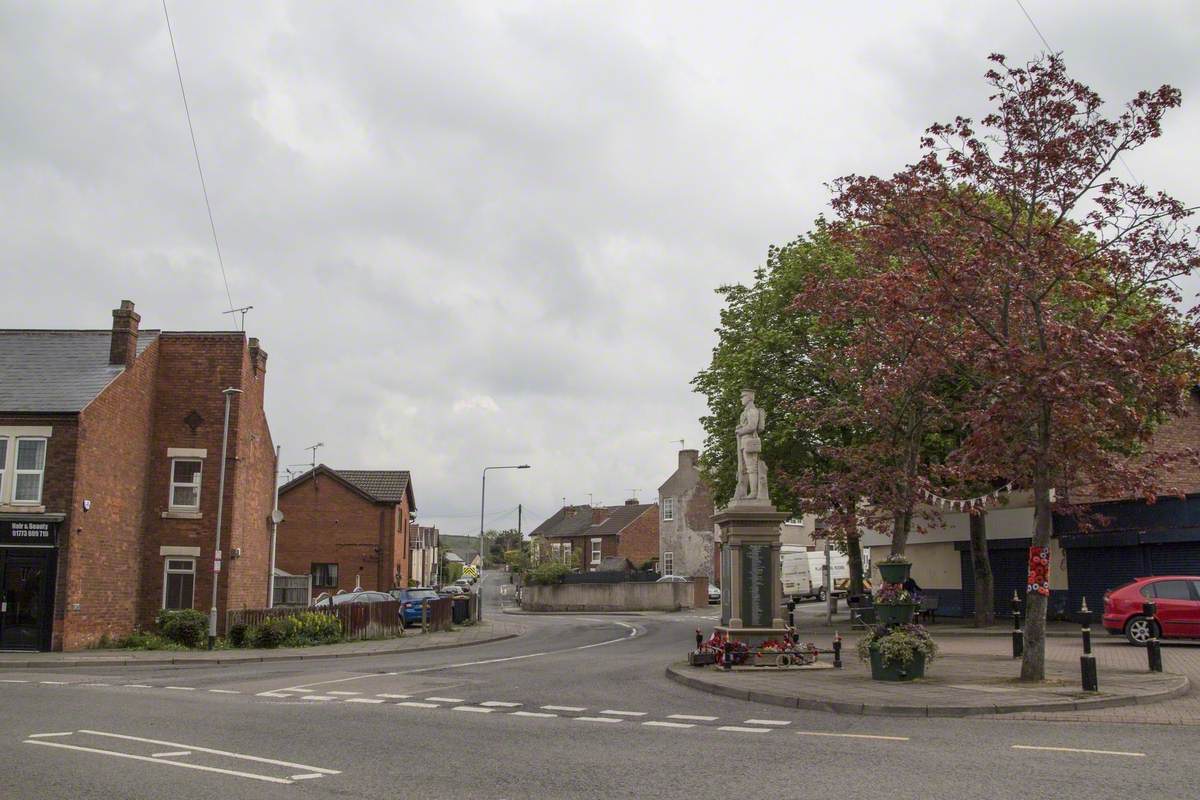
390, 588, 442, 625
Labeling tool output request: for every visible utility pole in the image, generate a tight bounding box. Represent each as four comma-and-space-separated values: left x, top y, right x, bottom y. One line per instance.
517, 504, 522, 537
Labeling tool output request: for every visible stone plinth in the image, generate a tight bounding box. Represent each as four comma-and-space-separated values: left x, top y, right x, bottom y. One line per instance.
713, 501, 790, 647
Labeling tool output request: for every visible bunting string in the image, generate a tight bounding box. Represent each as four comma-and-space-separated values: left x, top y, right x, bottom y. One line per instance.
918, 482, 1015, 512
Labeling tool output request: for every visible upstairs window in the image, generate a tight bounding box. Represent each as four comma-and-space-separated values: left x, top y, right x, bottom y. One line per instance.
662, 497, 674, 522
13, 438, 47, 504
169, 459, 202, 510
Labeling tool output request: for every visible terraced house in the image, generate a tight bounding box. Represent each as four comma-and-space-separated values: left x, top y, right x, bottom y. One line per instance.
530, 500, 659, 572
0, 301, 276, 651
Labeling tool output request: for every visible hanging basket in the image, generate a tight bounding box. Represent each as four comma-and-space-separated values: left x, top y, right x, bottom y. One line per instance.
878, 562, 912, 584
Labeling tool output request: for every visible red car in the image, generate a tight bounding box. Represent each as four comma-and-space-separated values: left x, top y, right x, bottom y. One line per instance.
1103, 576, 1200, 645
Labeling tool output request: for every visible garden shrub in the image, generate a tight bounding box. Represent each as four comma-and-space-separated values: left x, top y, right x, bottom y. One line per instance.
116, 630, 186, 650
526, 561, 571, 585
155, 609, 208, 648
281, 612, 343, 646
253, 617, 287, 649
228, 623, 248, 648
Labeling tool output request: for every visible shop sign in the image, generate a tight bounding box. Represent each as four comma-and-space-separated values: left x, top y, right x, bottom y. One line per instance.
0, 519, 58, 547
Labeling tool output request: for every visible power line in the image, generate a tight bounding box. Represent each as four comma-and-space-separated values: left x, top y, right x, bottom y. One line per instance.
161, 0, 237, 327
1012, 0, 1141, 185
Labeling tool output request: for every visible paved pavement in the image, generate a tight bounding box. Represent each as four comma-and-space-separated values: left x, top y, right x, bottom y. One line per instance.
0, 618, 522, 669
0, 575, 1197, 799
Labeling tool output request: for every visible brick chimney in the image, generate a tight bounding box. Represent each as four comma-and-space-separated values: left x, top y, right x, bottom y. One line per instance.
248, 337, 268, 376
679, 449, 700, 470
625, 498, 639, 506
109, 300, 140, 368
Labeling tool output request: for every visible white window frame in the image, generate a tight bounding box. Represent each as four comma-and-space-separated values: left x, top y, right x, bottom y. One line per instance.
662, 497, 674, 522
590, 537, 602, 565
561, 542, 572, 564
0, 437, 8, 505
169, 457, 203, 511
663, 551, 674, 576
12, 437, 48, 505
162, 558, 196, 610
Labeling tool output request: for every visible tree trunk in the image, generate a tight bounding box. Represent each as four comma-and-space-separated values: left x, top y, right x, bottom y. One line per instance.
1020, 430, 1053, 682
889, 508, 912, 556
846, 532, 865, 597
968, 510, 994, 627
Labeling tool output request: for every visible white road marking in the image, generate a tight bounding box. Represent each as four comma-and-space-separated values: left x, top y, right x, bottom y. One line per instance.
165, 686, 195, 691
376, 693, 411, 699
39, 681, 68, 685
511, 711, 557, 718
291, 773, 324, 780
76, 730, 340, 774
346, 698, 385, 704
453, 706, 493, 713
208, 689, 240, 694
25, 740, 295, 785
27, 732, 73, 738
123, 684, 152, 689
425, 697, 465, 703
542, 705, 586, 712
643, 721, 694, 729
718, 726, 772, 734
668, 714, 718, 721
327, 691, 360, 696
300, 695, 336, 701
82, 683, 111, 687
152, 751, 192, 758
0, 679, 30, 683
256, 691, 292, 698
600, 710, 646, 717
1012, 745, 1145, 757
745, 719, 791, 726
397, 701, 440, 709
576, 716, 623, 724
796, 731, 909, 741
480, 701, 521, 707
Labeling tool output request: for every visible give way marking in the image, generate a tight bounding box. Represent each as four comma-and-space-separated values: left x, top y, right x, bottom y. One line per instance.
23, 729, 340, 785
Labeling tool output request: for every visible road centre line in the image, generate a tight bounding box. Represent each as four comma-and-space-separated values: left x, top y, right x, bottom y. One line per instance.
512, 711, 557, 718
346, 698, 385, 704
39, 681, 68, 685
326, 691, 360, 696
668, 714, 717, 721
601, 710, 646, 717
643, 721, 694, 729
208, 689, 240, 694
376, 693, 411, 699
576, 716, 623, 723
301, 695, 336, 701
542, 705, 586, 712
453, 706, 493, 713
397, 701, 439, 709
123, 684, 152, 688
718, 726, 771, 734
165, 686, 195, 691
425, 697, 465, 703
152, 751, 192, 758
745, 719, 790, 726
480, 701, 521, 707
82, 683, 111, 687
27, 732, 73, 738
0, 679, 30, 683
1012, 745, 1145, 757
75, 730, 340, 774
25, 740, 295, 785
796, 731, 909, 741
291, 773, 324, 780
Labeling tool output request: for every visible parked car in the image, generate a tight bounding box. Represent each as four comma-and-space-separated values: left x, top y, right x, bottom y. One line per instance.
390, 588, 442, 626
1103, 576, 1200, 645
440, 585, 466, 596
454, 578, 473, 588
311, 590, 394, 609
708, 584, 721, 604
656, 575, 689, 583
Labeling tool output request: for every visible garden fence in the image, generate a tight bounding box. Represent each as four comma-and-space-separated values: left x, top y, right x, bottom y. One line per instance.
227, 601, 403, 641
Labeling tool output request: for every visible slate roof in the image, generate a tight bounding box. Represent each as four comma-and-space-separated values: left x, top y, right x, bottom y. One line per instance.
0, 330, 159, 413
531, 503, 655, 539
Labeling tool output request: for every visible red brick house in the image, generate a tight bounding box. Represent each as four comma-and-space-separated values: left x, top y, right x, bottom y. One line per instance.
0, 301, 276, 651
275, 466, 416, 595
529, 500, 659, 572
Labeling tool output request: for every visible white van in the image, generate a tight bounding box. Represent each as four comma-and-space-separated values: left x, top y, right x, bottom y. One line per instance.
780, 547, 852, 602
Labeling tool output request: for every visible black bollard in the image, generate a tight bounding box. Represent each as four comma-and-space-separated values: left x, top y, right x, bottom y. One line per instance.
1143, 601, 1163, 672
787, 599, 796, 629
1079, 598, 1098, 692
695, 629, 703, 652
722, 640, 733, 671
833, 632, 843, 669
1011, 590, 1024, 659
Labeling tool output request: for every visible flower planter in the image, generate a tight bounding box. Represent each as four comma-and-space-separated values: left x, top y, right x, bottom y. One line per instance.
878, 562, 912, 584
688, 651, 716, 667
869, 648, 925, 681
874, 603, 917, 626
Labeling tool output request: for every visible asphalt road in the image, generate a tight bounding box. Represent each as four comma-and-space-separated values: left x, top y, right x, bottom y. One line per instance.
0, 572, 1194, 800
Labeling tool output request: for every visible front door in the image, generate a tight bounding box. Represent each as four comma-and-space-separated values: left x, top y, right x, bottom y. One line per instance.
0, 553, 50, 650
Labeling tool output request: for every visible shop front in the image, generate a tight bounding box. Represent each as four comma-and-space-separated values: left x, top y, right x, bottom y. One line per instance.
0, 516, 59, 651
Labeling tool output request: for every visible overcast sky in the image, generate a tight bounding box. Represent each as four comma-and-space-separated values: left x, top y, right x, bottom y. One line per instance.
3, 1, 1198, 537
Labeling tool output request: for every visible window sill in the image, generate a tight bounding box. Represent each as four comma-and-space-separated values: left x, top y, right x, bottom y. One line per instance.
0, 504, 45, 514
162, 510, 203, 520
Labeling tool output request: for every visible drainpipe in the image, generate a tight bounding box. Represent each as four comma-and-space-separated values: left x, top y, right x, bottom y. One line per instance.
268, 445, 282, 607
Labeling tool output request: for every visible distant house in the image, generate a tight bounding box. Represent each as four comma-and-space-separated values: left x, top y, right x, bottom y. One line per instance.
409, 524, 440, 587
529, 500, 659, 572
444, 552, 464, 564
657, 450, 715, 579
276, 466, 416, 595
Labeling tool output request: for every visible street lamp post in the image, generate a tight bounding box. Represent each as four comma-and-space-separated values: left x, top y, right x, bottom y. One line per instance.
208, 387, 243, 650
479, 464, 530, 621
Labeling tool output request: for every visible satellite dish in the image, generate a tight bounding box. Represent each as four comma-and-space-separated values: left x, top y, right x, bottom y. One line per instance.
270, 509, 284, 524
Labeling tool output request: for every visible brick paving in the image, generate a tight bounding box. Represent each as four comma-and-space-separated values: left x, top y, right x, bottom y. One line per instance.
669, 628, 1193, 720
